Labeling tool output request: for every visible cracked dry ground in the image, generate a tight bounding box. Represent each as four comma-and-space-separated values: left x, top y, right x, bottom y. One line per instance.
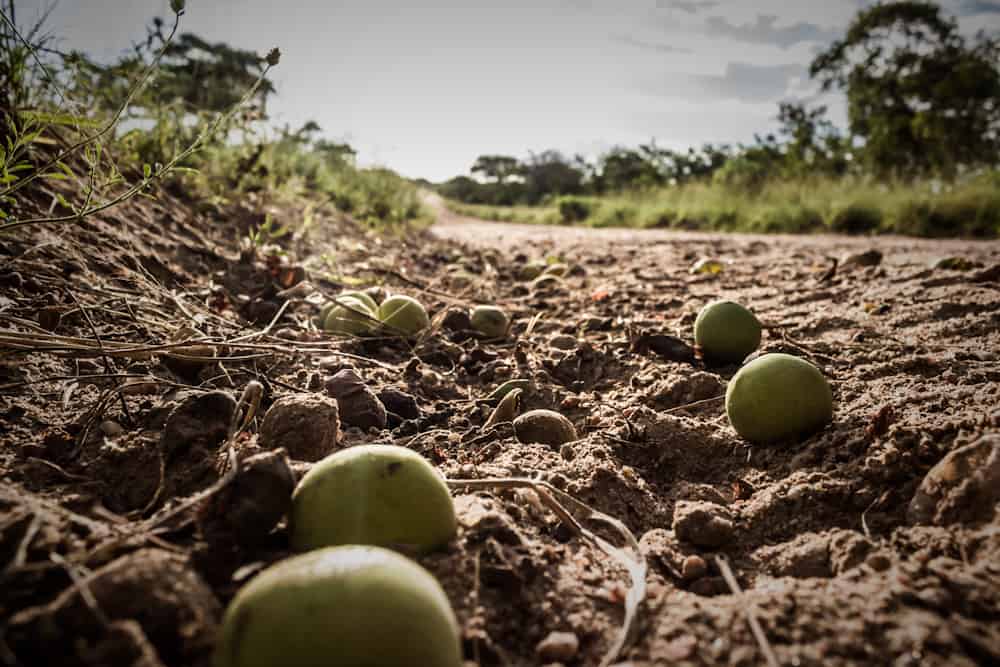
2, 188, 1000, 667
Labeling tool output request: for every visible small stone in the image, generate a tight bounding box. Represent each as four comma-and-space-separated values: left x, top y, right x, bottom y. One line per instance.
681, 554, 708, 581
536, 631, 579, 663
258, 394, 340, 461
559, 443, 575, 461
441, 308, 473, 332
550, 334, 577, 351
673, 501, 735, 549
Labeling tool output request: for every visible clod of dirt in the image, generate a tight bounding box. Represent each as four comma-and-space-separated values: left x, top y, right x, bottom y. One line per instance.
694, 299, 762, 364
726, 353, 833, 444
215, 545, 462, 667
672, 500, 735, 549
324, 370, 388, 431
323, 296, 376, 336
647, 371, 724, 410
470, 305, 510, 338
78, 619, 166, 667
441, 307, 473, 333
681, 554, 709, 580
377, 388, 422, 421
290, 444, 456, 553
378, 294, 430, 335
8, 549, 220, 666
908, 435, 1000, 526
630, 333, 696, 363
931, 256, 978, 271
162, 343, 218, 379
550, 334, 577, 351
199, 449, 296, 547
161, 390, 237, 456
513, 409, 578, 447
840, 249, 883, 270
536, 631, 580, 663
258, 394, 340, 462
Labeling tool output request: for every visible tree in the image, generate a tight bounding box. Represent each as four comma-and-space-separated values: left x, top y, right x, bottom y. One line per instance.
776, 102, 849, 177
811, 1, 1000, 177
519, 150, 584, 203
471, 154, 520, 184
595, 147, 663, 192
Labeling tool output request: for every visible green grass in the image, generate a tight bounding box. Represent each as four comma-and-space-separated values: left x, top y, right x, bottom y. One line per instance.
445, 172, 1000, 238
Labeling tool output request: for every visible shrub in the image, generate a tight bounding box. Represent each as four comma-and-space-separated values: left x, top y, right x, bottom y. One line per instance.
557, 196, 591, 223
828, 202, 883, 234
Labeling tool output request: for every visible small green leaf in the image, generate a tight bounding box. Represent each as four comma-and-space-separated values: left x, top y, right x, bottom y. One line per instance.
143, 163, 152, 179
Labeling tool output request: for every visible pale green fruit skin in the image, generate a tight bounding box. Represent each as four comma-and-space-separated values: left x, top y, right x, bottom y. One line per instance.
323, 297, 375, 336
694, 300, 762, 364
291, 444, 456, 554
214, 545, 462, 667
543, 263, 569, 277
337, 291, 379, 313
470, 305, 509, 338
378, 295, 430, 336
726, 353, 833, 444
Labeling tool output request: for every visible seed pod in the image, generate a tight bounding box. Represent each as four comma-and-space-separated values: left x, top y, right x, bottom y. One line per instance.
513, 409, 578, 447
323, 297, 376, 336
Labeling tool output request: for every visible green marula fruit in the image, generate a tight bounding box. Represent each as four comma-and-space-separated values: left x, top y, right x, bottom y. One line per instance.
323, 296, 375, 336
694, 300, 762, 364
337, 291, 379, 313
378, 295, 430, 336
725, 353, 833, 444
470, 305, 510, 338
214, 545, 462, 667
291, 444, 456, 554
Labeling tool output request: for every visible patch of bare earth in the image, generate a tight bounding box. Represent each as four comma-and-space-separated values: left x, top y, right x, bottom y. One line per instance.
2, 187, 999, 666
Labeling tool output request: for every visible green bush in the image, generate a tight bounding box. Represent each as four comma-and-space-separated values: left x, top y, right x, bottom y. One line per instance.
828, 202, 883, 234
557, 196, 591, 223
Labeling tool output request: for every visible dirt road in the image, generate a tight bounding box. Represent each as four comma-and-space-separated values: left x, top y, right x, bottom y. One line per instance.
3, 189, 1000, 666
426, 194, 1000, 665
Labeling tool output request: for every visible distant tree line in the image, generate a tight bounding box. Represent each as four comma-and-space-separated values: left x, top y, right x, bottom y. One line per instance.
439, 1, 1000, 206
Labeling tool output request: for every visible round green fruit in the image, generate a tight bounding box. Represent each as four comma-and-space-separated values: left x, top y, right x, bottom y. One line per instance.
725, 353, 833, 444
337, 291, 379, 313
378, 295, 430, 336
470, 305, 509, 338
694, 300, 762, 364
215, 545, 462, 667
519, 261, 547, 281
291, 444, 456, 554
323, 296, 375, 336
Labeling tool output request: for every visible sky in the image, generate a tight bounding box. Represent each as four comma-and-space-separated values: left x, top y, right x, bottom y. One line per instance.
15, 0, 1000, 181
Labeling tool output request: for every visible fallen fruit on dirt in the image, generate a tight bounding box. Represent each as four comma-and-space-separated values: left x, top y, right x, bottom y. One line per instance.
694, 299, 762, 364
337, 290, 380, 312
513, 409, 578, 446
291, 444, 456, 553
519, 260, 547, 280
690, 257, 724, 275
378, 294, 430, 335
543, 262, 569, 277
726, 353, 833, 444
323, 296, 376, 336
908, 434, 1000, 525
214, 545, 462, 667
470, 305, 510, 338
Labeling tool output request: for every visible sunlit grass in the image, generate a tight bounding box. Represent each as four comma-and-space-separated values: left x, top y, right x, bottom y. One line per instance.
445, 171, 1000, 238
